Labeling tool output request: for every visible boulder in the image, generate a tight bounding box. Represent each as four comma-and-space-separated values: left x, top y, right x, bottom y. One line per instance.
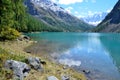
5, 60, 30, 80
18, 35, 30, 41
23, 35, 30, 40
47, 76, 58, 80
27, 57, 43, 71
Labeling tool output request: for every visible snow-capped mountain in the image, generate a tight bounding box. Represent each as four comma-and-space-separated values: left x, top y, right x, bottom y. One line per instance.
25, 0, 93, 32
31, 0, 66, 12
80, 12, 108, 26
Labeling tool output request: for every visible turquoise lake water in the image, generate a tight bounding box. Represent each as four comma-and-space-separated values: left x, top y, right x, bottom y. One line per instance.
26, 32, 120, 80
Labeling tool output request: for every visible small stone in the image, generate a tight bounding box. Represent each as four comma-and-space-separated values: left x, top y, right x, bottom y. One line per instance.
40, 60, 46, 65
47, 76, 58, 80
9, 52, 15, 54
26, 51, 31, 53
34, 41, 37, 43
82, 70, 90, 74
62, 75, 70, 80
63, 66, 68, 70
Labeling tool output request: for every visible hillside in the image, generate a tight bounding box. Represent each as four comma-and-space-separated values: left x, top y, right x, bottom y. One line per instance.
25, 0, 93, 32
93, 0, 120, 32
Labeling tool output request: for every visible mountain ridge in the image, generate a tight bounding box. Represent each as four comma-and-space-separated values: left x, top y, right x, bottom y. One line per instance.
93, 0, 120, 32
25, 0, 93, 32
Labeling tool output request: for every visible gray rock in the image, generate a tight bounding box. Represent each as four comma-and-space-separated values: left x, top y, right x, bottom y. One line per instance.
47, 76, 58, 80
82, 70, 90, 74
18, 35, 30, 41
63, 66, 68, 70
27, 57, 43, 71
5, 60, 30, 80
62, 75, 70, 80
23, 35, 30, 40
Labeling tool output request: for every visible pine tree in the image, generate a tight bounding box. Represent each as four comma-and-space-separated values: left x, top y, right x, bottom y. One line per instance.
0, 0, 15, 30
12, 0, 27, 31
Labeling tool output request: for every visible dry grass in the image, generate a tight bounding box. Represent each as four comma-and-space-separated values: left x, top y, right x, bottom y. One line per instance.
0, 40, 86, 80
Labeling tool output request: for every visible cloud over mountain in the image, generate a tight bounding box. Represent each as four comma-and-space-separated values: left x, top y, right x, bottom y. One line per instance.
51, 0, 83, 5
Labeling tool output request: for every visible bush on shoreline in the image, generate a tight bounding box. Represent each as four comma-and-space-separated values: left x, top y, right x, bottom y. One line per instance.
0, 27, 20, 41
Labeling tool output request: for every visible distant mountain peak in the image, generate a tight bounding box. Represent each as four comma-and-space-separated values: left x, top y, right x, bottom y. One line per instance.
31, 0, 67, 12
80, 12, 108, 26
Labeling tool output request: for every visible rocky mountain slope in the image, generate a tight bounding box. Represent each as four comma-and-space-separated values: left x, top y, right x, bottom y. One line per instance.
25, 0, 93, 32
93, 0, 120, 32
80, 12, 107, 26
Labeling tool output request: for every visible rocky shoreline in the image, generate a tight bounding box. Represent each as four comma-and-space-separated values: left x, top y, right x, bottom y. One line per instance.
0, 36, 86, 80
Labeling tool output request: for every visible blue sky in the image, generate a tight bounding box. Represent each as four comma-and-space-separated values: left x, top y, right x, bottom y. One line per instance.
51, 0, 118, 18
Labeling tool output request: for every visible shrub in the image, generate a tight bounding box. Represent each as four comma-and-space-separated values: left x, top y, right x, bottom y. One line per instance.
0, 27, 20, 40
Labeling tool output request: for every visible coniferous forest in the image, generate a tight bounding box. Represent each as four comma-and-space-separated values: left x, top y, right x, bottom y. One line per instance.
0, 0, 57, 40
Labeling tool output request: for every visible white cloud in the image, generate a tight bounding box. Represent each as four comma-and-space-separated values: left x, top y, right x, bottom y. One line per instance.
57, 0, 83, 5
51, 0, 97, 5
84, 0, 96, 3
88, 11, 93, 16
87, 11, 102, 16
51, 0, 57, 3
76, 15, 85, 18
65, 7, 73, 13
75, 11, 79, 14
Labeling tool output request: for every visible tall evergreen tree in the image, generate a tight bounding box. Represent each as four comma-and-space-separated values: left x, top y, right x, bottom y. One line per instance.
12, 0, 27, 31
0, 0, 15, 30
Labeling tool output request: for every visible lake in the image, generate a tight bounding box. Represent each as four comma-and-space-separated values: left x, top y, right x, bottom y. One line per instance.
26, 32, 120, 80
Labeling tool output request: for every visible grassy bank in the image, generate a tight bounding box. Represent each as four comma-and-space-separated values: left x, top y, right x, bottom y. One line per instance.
0, 40, 86, 80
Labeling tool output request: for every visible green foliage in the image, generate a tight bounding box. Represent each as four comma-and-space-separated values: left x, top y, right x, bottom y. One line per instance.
0, 0, 62, 34
25, 14, 61, 32
0, 48, 26, 63
0, 0, 27, 30
3, 0, 26, 31
0, 0, 25, 40
12, 0, 27, 31
92, 22, 109, 32
0, 0, 15, 28
0, 27, 20, 40
0, 0, 73, 35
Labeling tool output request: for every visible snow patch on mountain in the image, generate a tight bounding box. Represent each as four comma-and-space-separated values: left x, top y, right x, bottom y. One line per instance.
80, 12, 108, 26
31, 0, 67, 13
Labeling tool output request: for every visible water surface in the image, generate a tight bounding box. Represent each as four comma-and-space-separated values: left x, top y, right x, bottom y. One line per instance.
26, 32, 120, 80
